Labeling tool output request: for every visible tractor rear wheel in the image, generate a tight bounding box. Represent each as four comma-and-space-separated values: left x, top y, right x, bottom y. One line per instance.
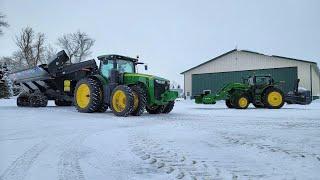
162, 101, 175, 113
130, 85, 147, 116
235, 94, 250, 109
110, 85, 134, 117
74, 78, 101, 113
93, 78, 108, 113
146, 105, 164, 114
225, 99, 234, 108
263, 88, 285, 109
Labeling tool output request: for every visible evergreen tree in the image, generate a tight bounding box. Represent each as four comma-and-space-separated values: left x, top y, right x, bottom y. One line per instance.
0, 64, 12, 98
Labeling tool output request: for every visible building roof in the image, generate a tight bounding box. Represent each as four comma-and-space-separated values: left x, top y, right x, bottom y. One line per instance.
181, 49, 317, 74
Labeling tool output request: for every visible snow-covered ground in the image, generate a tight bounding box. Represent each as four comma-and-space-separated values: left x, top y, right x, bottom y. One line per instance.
0, 98, 319, 180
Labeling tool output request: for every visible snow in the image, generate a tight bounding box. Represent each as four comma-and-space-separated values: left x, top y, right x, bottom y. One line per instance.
0, 98, 319, 180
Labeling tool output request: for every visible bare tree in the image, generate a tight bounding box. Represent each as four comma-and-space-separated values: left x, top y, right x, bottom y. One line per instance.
14, 27, 47, 67
0, 13, 9, 35
57, 30, 95, 63
44, 45, 57, 62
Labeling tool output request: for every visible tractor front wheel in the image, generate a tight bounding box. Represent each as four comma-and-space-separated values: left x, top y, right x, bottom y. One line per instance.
110, 85, 134, 117
225, 99, 235, 108
74, 78, 101, 113
263, 88, 285, 109
130, 85, 147, 116
235, 94, 250, 109
162, 101, 175, 113
146, 105, 164, 114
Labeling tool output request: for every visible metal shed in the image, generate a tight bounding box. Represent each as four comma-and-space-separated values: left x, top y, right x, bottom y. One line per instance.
192, 67, 297, 96
181, 49, 320, 99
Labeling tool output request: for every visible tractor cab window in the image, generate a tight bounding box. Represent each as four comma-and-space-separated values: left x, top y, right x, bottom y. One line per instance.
247, 78, 254, 86
101, 60, 114, 78
116, 60, 135, 73
255, 76, 270, 86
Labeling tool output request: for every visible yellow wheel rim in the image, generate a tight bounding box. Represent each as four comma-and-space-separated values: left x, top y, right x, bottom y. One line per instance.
133, 91, 139, 111
267, 91, 283, 107
76, 84, 90, 108
112, 90, 127, 112
238, 97, 248, 108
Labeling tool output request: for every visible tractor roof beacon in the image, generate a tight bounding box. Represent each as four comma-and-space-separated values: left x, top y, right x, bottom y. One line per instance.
74, 54, 178, 116
195, 75, 285, 109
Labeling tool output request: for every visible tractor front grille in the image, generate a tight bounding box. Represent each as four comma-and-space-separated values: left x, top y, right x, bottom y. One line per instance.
154, 80, 170, 100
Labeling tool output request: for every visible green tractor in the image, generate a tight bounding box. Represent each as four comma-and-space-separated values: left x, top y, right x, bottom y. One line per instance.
195, 75, 285, 109
74, 54, 178, 116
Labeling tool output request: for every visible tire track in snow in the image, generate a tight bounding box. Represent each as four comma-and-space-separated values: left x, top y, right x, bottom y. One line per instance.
58, 134, 88, 180
0, 141, 48, 180
129, 134, 233, 180
221, 133, 320, 162
166, 114, 320, 163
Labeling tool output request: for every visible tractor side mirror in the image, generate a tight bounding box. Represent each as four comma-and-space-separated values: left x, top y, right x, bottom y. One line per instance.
144, 64, 148, 71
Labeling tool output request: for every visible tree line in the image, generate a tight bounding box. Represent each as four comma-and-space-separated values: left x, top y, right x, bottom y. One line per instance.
0, 12, 95, 71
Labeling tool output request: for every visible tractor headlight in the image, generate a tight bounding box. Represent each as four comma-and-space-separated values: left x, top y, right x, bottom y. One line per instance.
155, 79, 166, 84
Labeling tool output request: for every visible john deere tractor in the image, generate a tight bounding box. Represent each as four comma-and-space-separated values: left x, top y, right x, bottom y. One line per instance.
195, 75, 285, 109
74, 54, 178, 116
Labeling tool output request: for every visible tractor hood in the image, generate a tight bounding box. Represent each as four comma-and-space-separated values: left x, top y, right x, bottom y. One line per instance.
124, 73, 170, 83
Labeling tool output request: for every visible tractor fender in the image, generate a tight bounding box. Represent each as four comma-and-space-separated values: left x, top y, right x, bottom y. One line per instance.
87, 74, 107, 85
228, 89, 251, 103
261, 85, 277, 96
87, 74, 110, 103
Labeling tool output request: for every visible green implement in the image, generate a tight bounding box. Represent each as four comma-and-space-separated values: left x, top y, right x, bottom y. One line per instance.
195, 75, 285, 109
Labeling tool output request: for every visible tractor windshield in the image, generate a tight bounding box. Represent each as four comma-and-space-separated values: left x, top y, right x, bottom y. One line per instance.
100, 59, 135, 78
255, 76, 271, 86
116, 60, 135, 73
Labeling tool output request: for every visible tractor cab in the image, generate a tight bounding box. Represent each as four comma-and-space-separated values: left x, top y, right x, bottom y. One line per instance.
246, 75, 274, 87
98, 55, 138, 79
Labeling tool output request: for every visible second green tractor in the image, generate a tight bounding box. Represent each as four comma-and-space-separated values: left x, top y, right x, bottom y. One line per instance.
195, 75, 285, 109
74, 55, 178, 116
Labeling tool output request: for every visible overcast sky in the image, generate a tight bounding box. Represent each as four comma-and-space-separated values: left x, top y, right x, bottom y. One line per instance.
0, 0, 319, 85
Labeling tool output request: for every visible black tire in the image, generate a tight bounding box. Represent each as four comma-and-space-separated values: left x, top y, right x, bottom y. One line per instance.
253, 103, 265, 108
225, 99, 234, 108
146, 105, 164, 114
263, 87, 285, 109
29, 93, 48, 107
162, 101, 175, 113
234, 94, 250, 109
286, 101, 293, 105
96, 104, 108, 113
110, 85, 134, 117
130, 85, 147, 116
92, 77, 108, 113
55, 99, 73, 106
39, 96, 48, 107
74, 78, 101, 113
17, 92, 30, 107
